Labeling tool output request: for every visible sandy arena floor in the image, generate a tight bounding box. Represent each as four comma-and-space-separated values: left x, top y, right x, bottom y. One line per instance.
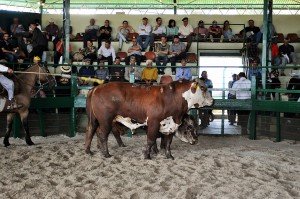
0, 134, 299, 199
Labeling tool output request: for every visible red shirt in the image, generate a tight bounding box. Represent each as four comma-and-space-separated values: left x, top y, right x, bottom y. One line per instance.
271, 43, 279, 58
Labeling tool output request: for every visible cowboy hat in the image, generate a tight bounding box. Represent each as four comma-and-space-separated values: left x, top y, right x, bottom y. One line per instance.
60, 65, 72, 73
33, 56, 41, 62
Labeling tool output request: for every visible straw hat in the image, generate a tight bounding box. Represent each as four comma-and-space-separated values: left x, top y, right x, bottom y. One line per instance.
33, 56, 41, 62
60, 65, 71, 73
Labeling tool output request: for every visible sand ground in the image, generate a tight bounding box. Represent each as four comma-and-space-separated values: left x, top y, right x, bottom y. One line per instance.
0, 134, 299, 199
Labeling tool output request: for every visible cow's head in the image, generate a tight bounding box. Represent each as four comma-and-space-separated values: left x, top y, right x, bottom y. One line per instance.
175, 115, 198, 144
182, 80, 214, 109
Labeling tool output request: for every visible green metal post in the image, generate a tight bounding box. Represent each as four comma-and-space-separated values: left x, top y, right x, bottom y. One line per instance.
13, 115, 21, 138
276, 112, 281, 142
63, 0, 71, 63
70, 74, 77, 137
37, 109, 46, 137
249, 76, 257, 140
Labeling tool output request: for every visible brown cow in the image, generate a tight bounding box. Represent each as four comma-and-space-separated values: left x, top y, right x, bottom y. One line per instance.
85, 80, 213, 159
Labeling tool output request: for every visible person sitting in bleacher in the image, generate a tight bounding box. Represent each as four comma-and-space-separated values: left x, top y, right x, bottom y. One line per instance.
29, 22, 48, 62
81, 40, 97, 64
222, 20, 236, 42
78, 59, 95, 85
239, 19, 260, 43
109, 57, 125, 82
178, 17, 193, 52
248, 58, 262, 80
193, 20, 208, 41
83, 18, 99, 48
208, 20, 223, 42
155, 35, 169, 75
45, 18, 60, 50
137, 17, 152, 52
150, 17, 166, 51
0, 33, 19, 63
97, 40, 116, 65
95, 62, 109, 84
141, 59, 158, 85
169, 35, 186, 74
279, 38, 297, 69
125, 37, 142, 66
124, 56, 142, 83
10, 18, 25, 36
116, 20, 135, 51
98, 20, 112, 48
166, 19, 179, 41
175, 59, 192, 81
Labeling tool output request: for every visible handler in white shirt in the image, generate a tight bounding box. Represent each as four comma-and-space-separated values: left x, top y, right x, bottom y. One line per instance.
231, 72, 251, 135
231, 72, 251, 99
137, 17, 152, 51
97, 40, 116, 65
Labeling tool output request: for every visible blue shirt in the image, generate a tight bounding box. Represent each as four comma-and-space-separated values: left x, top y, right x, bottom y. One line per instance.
175, 67, 192, 81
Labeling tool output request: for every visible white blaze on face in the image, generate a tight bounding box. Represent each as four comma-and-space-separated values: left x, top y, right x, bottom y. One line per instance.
159, 116, 180, 135
115, 115, 147, 132
182, 83, 204, 109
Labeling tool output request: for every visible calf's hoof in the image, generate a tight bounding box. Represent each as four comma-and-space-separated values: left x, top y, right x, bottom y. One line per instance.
85, 149, 94, 155
103, 153, 112, 158
25, 138, 35, 146
3, 139, 10, 147
119, 143, 126, 147
166, 154, 175, 160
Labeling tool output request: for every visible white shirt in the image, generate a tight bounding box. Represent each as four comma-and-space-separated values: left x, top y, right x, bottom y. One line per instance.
0, 64, 8, 72
179, 24, 193, 38
98, 45, 116, 61
152, 25, 166, 35
137, 24, 152, 36
231, 77, 251, 99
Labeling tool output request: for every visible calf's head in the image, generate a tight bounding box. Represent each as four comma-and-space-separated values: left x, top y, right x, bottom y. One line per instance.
175, 115, 198, 145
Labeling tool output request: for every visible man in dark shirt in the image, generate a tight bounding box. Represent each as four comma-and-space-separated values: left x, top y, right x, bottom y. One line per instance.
0, 33, 19, 63
240, 19, 260, 42
279, 38, 296, 64
98, 20, 112, 48
109, 57, 125, 82
29, 22, 48, 61
287, 75, 300, 101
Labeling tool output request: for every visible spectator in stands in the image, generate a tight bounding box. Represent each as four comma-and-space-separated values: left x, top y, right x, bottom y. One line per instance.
109, 57, 125, 82
29, 22, 48, 61
267, 69, 281, 100
244, 38, 259, 61
97, 40, 116, 65
45, 18, 59, 50
279, 38, 297, 68
228, 74, 238, 125
45, 18, 59, 40
83, 18, 99, 48
287, 73, 300, 101
175, 59, 192, 81
0, 27, 5, 34
78, 59, 95, 85
223, 20, 235, 41
0, 33, 19, 63
208, 20, 223, 42
53, 38, 72, 67
150, 17, 166, 51
166, 19, 179, 41
10, 18, 25, 36
169, 35, 186, 74
137, 17, 152, 51
194, 20, 208, 41
81, 40, 97, 63
257, 23, 276, 44
116, 20, 135, 51
271, 39, 281, 67
231, 72, 251, 134
248, 58, 261, 79
155, 35, 169, 74
199, 71, 213, 129
95, 62, 109, 83
142, 59, 158, 84
178, 17, 193, 52
98, 20, 112, 48
125, 37, 142, 66
239, 19, 260, 42
124, 56, 142, 82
